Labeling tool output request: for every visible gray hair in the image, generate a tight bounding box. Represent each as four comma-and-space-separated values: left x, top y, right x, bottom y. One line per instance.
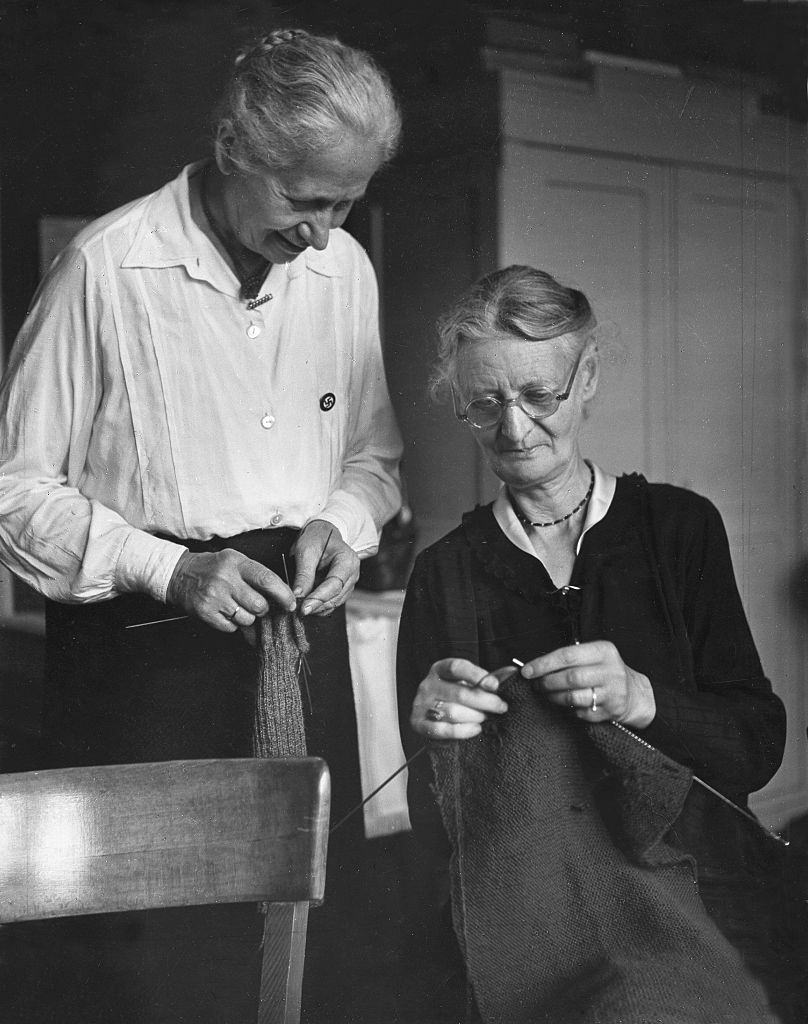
214, 28, 402, 173
432, 265, 597, 397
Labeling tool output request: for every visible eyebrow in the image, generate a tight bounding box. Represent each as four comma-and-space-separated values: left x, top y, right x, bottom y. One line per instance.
285, 190, 367, 205
469, 379, 557, 397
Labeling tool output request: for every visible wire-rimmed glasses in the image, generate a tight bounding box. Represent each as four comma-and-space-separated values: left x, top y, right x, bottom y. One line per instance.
453, 352, 583, 430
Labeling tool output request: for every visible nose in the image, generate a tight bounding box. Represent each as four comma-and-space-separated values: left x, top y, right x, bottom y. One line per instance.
297, 211, 333, 251
499, 401, 535, 440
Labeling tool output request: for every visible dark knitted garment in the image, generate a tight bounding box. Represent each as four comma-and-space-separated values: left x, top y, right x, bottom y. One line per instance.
430, 681, 776, 1023
397, 474, 787, 1023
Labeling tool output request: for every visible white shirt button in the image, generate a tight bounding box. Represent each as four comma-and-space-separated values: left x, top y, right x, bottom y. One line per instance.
260, 414, 275, 429
247, 323, 262, 339
270, 513, 282, 525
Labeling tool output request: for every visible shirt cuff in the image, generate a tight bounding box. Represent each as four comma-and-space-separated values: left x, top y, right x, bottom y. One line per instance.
309, 492, 380, 557
115, 530, 188, 603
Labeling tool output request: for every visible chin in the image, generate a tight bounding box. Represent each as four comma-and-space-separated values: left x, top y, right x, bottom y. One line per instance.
494, 451, 558, 489
265, 250, 296, 265
265, 235, 307, 263
495, 462, 541, 489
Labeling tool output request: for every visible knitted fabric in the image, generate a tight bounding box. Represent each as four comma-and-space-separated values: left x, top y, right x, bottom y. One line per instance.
398, 478, 787, 1021
429, 679, 778, 1024
252, 611, 309, 758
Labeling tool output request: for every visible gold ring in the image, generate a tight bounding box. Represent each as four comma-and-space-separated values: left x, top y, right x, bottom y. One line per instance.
591, 688, 598, 712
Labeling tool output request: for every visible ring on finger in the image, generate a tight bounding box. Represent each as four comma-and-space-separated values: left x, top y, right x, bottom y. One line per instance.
590, 687, 598, 713
426, 699, 446, 723
226, 606, 242, 622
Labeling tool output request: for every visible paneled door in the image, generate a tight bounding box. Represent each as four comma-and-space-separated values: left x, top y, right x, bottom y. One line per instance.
498, 142, 805, 826
673, 168, 805, 825
498, 142, 670, 482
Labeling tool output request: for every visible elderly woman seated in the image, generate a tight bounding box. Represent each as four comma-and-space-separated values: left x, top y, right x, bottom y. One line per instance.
397, 265, 788, 1023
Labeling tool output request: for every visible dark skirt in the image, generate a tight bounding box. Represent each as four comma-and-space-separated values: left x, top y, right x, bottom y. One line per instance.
3, 528, 373, 1024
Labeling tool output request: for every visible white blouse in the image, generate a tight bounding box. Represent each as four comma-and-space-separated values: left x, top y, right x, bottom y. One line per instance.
0, 163, 402, 604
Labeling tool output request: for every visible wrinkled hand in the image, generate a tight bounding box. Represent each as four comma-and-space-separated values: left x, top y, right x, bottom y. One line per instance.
166, 549, 296, 633
519, 640, 656, 728
411, 658, 510, 741
291, 520, 359, 616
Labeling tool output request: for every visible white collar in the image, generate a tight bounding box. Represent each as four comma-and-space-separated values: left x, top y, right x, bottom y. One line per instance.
121, 161, 342, 281
492, 462, 617, 559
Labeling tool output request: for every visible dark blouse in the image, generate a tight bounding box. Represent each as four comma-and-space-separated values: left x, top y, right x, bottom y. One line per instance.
396, 473, 789, 1022
397, 472, 786, 836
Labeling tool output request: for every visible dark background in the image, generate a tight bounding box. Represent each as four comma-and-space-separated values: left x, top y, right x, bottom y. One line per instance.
1, 0, 806, 352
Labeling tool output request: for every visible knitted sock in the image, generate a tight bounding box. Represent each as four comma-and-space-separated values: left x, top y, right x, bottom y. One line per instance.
252, 611, 309, 758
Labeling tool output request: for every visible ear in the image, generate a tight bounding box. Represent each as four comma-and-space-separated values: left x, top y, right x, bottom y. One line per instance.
213, 124, 237, 175
580, 346, 600, 402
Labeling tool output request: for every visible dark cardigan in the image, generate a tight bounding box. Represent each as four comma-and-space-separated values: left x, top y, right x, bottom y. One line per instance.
398, 474, 785, 820
397, 473, 787, 1021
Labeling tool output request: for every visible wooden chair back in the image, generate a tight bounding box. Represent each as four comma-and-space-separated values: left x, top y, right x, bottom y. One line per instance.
0, 757, 330, 1024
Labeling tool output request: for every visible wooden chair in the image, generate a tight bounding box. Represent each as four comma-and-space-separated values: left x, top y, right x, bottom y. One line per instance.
0, 757, 329, 1024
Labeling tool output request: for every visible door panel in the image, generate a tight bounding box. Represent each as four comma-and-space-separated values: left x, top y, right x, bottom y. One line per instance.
675, 170, 805, 822
499, 143, 805, 824
498, 143, 669, 483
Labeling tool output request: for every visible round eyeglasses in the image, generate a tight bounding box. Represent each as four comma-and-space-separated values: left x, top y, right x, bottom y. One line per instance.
454, 352, 583, 430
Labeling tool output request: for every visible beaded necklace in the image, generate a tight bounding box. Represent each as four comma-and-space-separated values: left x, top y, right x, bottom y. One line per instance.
200, 172, 271, 303
508, 463, 595, 529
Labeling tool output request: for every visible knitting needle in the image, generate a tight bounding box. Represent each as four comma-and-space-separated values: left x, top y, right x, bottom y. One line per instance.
511, 658, 788, 846
126, 614, 189, 629
329, 744, 427, 835
331, 656, 508, 835
126, 551, 301, 631
127, 558, 291, 630
330, 656, 567, 836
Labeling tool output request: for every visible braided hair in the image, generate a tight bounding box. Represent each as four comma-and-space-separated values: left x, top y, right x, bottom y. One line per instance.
215, 28, 401, 173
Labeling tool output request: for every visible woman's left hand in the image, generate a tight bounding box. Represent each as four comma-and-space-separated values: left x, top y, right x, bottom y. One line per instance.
291, 520, 360, 616
519, 640, 656, 729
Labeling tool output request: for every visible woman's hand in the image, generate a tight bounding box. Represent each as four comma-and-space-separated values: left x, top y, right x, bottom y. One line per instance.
411, 658, 509, 740
166, 549, 296, 632
519, 640, 656, 728
291, 520, 360, 616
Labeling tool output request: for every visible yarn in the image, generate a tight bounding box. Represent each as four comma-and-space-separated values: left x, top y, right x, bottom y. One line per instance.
429, 680, 778, 1024
253, 611, 309, 758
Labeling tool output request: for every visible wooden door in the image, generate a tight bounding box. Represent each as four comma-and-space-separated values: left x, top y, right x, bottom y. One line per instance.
498, 143, 670, 484
498, 142, 805, 825
673, 168, 805, 824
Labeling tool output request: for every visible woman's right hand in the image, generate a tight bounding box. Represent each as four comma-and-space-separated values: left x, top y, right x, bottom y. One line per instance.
410, 658, 509, 740
166, 549, 296, 632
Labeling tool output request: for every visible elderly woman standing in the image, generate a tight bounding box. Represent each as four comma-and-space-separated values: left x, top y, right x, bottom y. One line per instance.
397, 266, 788, 1023
0, 29, 401, 1024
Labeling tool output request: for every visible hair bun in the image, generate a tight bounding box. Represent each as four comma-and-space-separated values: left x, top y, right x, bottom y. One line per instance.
234, 28, 308, 66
